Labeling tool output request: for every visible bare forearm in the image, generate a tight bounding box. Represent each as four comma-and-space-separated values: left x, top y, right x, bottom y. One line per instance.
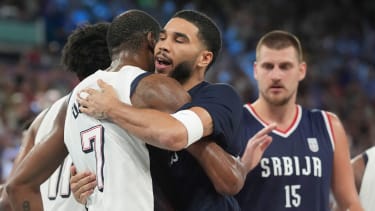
187, 124, 276, 195
0, 188, 11, 211
107, 101, 188, 150
6, 134, 68, 210
333, 202, 363, 211
6, 185, 42, 211
187, 139, 245, 195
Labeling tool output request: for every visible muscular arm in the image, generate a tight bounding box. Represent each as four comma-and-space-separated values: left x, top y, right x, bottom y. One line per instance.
10, 110, 48, 176
78, 76, 276, 196
329, 112, 363, 211
351, 153, 365, 193
0, 110, 47, 211
6, 102, 69, 211
71, 126, 274, 199
78, 75, 211, 151
187, 124, 275, 195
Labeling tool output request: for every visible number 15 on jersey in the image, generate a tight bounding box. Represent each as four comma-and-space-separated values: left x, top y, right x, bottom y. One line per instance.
285, 184, 301, 208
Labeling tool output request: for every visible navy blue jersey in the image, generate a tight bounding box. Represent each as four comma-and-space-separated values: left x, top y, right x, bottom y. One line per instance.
149, 81, 243, 211
236, 104, 335, 211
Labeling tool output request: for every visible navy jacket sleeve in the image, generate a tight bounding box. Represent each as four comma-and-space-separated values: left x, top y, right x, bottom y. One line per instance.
180, 83, 243, 154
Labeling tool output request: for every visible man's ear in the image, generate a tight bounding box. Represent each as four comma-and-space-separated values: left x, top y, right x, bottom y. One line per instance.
197, 50, 213, 68
147, 32, 156, 52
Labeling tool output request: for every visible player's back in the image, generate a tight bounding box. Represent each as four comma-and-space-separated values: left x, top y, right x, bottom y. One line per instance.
35, 96, 86, 211
359, 147, 375, 211
64, 66, 153, 211
236, 104, 335, 211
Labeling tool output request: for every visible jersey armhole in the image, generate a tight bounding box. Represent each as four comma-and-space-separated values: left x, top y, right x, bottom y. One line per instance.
130, 72, 152, 97
321, 111, 335, 152
363, 152, 369, 166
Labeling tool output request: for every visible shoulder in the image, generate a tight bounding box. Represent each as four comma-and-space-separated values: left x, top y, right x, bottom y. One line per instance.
137, 74, 186, 95
323, 111, 342, 129
133, 74, 190, 112
305, 108, 340, 125
140, 74, 179, 85
192, 82, 241, 102
203, 83, 238, 94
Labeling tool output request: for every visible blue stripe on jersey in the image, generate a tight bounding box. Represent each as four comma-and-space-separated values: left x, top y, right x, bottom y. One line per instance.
129, 72, 152, 97
236, 105, 334, 211
363, 152, 368, 166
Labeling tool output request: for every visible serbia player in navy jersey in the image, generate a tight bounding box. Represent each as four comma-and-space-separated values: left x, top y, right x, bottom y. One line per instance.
352, 146, 375, 211
1, 22, 111, 211
234, 30, 363, 211
76, 10, 275, 211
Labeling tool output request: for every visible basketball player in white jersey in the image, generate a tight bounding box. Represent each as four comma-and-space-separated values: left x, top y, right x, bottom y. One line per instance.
64, 9, 198, 210
36, 97, 83, 211
6, 9, 193, 211
352, 146, 375, 211
3, 22, 112, 211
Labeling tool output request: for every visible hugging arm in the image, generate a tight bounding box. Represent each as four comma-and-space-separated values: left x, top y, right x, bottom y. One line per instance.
9, 110, 48, 177
0, 110, 47, 211
6, 102, 69, 211
78, 75, 208, 151
70, 74, 193, 203
187, 124, 275, 195
78, 76, 276, 195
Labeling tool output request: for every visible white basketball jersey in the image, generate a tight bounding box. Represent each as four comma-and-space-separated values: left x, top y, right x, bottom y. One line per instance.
35, 96, 86, 211
64, 66, 153, 211
359, 146, 375, 211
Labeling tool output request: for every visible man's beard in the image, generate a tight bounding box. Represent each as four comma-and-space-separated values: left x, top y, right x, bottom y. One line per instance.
170, 61, 193, 85
261, 88, 295, 106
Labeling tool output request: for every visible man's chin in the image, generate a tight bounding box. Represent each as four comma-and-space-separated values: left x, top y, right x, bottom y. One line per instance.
155, 67, 172, 75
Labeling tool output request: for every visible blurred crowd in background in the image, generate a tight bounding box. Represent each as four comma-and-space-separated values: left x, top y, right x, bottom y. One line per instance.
0, 0, 374, 183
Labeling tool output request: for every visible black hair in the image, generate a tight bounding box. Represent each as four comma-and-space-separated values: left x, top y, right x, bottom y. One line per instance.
107, 9, 161, 56
173, 10, 222, 70
61, 22, 111, 81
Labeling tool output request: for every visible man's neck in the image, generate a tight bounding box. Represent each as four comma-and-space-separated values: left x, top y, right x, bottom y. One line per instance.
252, 99, 297, 131
181, 68, 206, 91
108, 50, 149, 72
106, 59, 122, 72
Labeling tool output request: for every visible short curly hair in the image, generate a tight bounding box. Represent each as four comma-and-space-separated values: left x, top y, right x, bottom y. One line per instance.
61, 22, 111, 81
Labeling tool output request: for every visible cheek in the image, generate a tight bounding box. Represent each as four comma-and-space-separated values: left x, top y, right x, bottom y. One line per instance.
286, 76, 300, 89
175, 52, 194, 65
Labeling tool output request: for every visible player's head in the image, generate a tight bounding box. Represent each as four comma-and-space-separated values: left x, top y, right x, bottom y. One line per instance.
255, 30, 304, 63
61, 22, 111, 81
254, 30, 306, 106
107, 9, 161, 71
154, 10, 221, 84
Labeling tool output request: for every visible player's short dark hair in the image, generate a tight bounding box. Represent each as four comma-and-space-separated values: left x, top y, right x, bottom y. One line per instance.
61, 22, 111, 81
107, 9, 161, 56
173, 10, 222, 71
256, 30, 304, 62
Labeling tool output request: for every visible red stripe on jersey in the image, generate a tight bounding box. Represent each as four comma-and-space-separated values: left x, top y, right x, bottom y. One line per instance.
247, 104, 300, 135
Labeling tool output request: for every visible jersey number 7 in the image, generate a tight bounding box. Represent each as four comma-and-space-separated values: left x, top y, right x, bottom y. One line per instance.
81, 125, 105, 191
